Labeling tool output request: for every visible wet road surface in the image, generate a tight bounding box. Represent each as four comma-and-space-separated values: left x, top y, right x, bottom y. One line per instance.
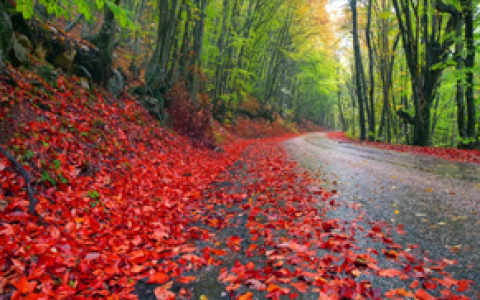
285, 133, 480, 297
136, 134, 479, 300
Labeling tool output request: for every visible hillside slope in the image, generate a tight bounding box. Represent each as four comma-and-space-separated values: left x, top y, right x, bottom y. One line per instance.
0, 69, 250, 298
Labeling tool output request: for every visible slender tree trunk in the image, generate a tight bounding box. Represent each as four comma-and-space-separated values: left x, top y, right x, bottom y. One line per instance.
454, 10, 466, 145
337, 90, 347, 131
365, 0, 375, 140
462, 0, 476, 145
145, 0, 180, 90
167, 0, 185, 84
431, 89, 441, 143
350, 0, 366, 140
213, 0, 229, 114
130, 0, 147, 73
179, 3, 191, 81
189, 0, 207, 106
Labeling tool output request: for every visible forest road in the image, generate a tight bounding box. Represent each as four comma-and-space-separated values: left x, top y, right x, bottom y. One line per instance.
285, 133, 480, 296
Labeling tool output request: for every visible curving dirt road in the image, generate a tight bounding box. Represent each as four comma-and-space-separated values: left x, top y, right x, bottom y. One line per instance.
285, 133, 480, 297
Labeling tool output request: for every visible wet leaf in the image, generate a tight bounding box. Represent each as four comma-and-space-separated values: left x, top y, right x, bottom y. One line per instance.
147, 272, 169, 284
378, 269, 402, 277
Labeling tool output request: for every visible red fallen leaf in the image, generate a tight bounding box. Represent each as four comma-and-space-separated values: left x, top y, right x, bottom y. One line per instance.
442, 276, 458, 288
239, 292, 253, 300
277, 241, 308, 252
210, 248, 227, 256
50, 226, 60, 239
23, 293, 49, 300
267, 284, 281, 292
457, 279, 472, 292
13, 276, 29, 294
415, 289, 435, 300
318, 291, 334, 300
226, 283, 241, 291
147, 271, 170, 284
378, 269, 402, 277
409, 280, 419, 289
177, 276, 195, 284
245, 279, 267, 290
422, 280, 437, 290
291, 282, 308, 293
154, 283, 175, 300
384, 289, 396, 298
289, 292, 299, 299
245, 261, 255, 270
227, 236, 242, 246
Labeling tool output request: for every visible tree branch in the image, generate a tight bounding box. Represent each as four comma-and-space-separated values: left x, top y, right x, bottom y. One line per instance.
64, 13, 84, 32
435, 0, 460, 15
0, 146, 37, 214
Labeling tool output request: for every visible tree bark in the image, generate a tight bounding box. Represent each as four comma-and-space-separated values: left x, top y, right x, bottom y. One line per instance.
350, 0, 367, 141
145, 0, 180, 91
89, 0, 121, 86
462, 0, 476, 145
392, 0, 458, 146
454, 9, 466, 145
365, 0, 375, 140
189, 0, 207, 107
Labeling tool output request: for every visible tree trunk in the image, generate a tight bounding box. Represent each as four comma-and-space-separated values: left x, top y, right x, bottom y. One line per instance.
145, 0, 180, 90
179, 3, 191, 81
337, 89, 347, 131
462, 0, 476, 145
365, 0, 375, 140
454, 10, 466, 146
89, 0, 121, 86
350, 0, 367, 140
213, 0, 229, 114
189, 0, 207, 107
130, 0, 148, 74
392, 0, 458, 146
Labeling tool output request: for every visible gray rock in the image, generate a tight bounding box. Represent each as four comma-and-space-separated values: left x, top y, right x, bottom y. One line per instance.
80, 78, 90, 90
0, 2, 13, 73
17, 34, 32, 53
138, 96, 168, 124
55, 47, 76, 70
10, 38, 29, 67
138, 96, 162, 117
107, 68, 125, 97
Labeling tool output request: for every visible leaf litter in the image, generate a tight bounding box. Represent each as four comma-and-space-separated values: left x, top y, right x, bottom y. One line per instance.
0, 72, 475, 299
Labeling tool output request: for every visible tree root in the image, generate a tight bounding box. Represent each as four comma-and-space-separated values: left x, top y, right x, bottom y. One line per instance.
0, 146, 37, 214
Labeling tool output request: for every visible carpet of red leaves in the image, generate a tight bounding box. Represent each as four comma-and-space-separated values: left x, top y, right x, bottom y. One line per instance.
0, 72, 252, 299
230, 117, 326, 139
0, 70, 474, 299
327, 132, 480, 165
